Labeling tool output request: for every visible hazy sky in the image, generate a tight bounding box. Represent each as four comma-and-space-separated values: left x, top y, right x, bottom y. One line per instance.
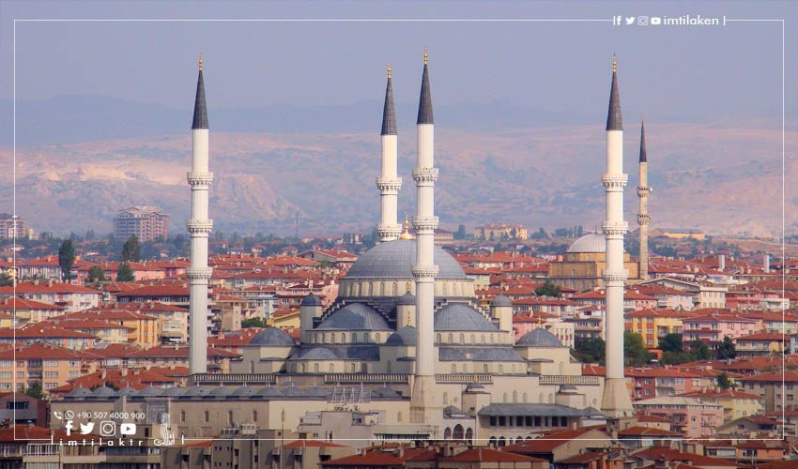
1, 0, 795, 125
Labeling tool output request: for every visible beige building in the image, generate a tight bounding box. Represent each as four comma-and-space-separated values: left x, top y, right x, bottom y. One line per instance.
474, 224, 528, 241
0, 342, 87, 393
114, 205, 170, 242
548, 234, 639, 292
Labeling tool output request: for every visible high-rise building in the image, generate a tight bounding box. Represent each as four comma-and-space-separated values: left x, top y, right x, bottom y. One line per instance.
113, 206, 169, 242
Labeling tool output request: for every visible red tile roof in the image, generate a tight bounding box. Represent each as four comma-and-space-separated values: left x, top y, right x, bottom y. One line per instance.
283, 440, 346, 448
322, 452, 404, 466
443, 448, 544, 463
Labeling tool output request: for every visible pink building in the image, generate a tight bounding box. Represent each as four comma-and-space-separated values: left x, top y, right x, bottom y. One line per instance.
634, 395, 725, 438
682, 310, 758, 346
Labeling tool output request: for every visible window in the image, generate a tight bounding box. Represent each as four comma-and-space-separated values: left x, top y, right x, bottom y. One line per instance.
204, 411, 209, 423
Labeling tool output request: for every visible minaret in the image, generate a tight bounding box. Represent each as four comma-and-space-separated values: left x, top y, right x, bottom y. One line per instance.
377, 63, 403, 243
187, 55, 213, 375
410, 49, 440, 426
600, 55, 635, 423
637, 116, 651, 281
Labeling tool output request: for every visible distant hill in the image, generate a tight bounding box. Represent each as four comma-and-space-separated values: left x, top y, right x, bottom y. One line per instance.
1, 112, 790, 238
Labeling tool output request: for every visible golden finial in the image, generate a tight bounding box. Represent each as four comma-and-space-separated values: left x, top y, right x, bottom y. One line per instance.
424, 48, 428, 66
612, 54, 617, 73
406, 314, 412, 327
641, 112, 645, 122
387, 62, 392, 79
199, 54, 203, 71
399, 213, 414, 240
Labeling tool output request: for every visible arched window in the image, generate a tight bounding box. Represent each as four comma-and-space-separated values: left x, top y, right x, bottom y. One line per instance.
437, 334, 442, 343
380, 282, 385, 296
451, 364, 457, 373
499, 364, 504, 374
443, 427, 452, 439
204, 411, 209, 423
465, 428, 474, 443
503, 392, 508, 403
498, 437, 506, 447
453, 425, 464, 440
367, 283, 373, 296
513, 391, 518, 403
392, 282, 398, 296
462, 364, 468, 373
523, 393, 528, 403
252, 410, 258, 422
180, 410, 186, 423
483, 364, 489, 373
459, 333, 465, 343
397, 411, 403, 422
301, 363, 307, 373
228, 411, 234, 425
350, 363, 356, 372
353, 284, 360, 296
448, 333, 453, 343
313, 363, 319, 373
489, 437, 497, 447
470, 334, 475, 343
329, 364, 334, 373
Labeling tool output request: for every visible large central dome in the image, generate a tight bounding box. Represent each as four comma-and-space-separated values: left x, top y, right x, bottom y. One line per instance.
346, 239, 467, 280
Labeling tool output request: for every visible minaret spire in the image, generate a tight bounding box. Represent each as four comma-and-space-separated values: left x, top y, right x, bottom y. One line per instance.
410, 48, 440, 429
376, 61, 402, 242
637, 115, 651, 280
600, 54, 635, 426
187, 56, 214, 374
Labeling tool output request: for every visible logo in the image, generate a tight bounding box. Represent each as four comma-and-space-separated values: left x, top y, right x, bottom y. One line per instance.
99, 421, 116, 437
613, 15, 622, 26
625, 16, 636, 25
637, 16, 649, 26
79, 422, 95, 435
64, 420, 74, 436
120, 423, 137, 436
64, 410, 75, 420
154, 413, 175, 447
53, 411, 63, 420
651, 17, 662, 25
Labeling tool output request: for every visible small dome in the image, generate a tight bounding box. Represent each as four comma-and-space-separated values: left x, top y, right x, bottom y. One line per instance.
397, 292, 416, 306
296, 347, 338, 360
345, 239, 467, 281
136, 387, 164, 398
305, 387, 329, 397
385, 326, 417, 346
250, 327, 296, 347
91, 386, 118, 398
567, 234, 606, 253
516, 328, 563, 347
435, 303, 498, 332
317, 303, 390, 331
230, 386, 257, 398
491, 295, 513, 308
301, 294, 322, 307
208, 387, 234, 398
66, 387, 93, 400
281, 385, 305, 397
162, 387, 185, 398
255, 387, 284, 398
182, 386, 209, 398
117, 387, 137, 397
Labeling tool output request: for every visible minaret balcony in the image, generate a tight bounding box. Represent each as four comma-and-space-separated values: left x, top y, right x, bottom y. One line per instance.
187, 267, 213, 280
412, 168, 439, 183
413, 216, 439, 232
412, 265, 439, 278
187, 220, 214, 233
376, 177, 402, 192
602, 174, 628, 189
636, 186, 651, 197
187, 172, 214, 185
602, 222, 628, 237
637, 214, 651, 225
602, 271, 629, 284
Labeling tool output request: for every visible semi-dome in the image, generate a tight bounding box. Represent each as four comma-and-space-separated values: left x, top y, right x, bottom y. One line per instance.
385, 326, 417, 346
136, 387, 164, 398
162, 387, 185, 398
345, 239, 467, 280
91, 386, 118, 399
66, 387, 92, 400
250, 327, 296, 347
117, 387, 138, 397
567, 233, 606, 253
317, 303, 391, 331
294, 347, 338, 360
397, 292, 416, 305
435, 303, 498, 332
255, 386, 284, 398
516, 328, 563, 347
230, 386, 257, 398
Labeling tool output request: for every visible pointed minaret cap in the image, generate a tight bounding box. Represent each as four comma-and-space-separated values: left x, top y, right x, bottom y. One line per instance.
606, 54, 622, 131
417, 48, 434, 125
192, 54, 209, 130
381, 62, 397, 136
639, 114, 647, 163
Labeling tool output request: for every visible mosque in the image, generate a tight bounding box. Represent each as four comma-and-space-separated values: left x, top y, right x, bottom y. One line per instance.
53, 52, 636, 443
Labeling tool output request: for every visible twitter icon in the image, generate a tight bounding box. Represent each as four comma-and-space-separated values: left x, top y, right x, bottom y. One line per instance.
80, 422, 95, 435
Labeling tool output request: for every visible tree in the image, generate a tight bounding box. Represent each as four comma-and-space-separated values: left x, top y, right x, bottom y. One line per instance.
122, 235, 140, 262
24, 381, 44, 399
689, 340, 712, 361
58, 239, 76, 282
624, 331, 652, 366
87, 266, 106, 284
660, 333, 684, 354
716, 336, 736, 360
0, 272, 13, 287
241, 317, 266, 328
117, 262, 135, 282
717, 372, 733, 390
535, 279, 562, 298
574, 337, 605, 364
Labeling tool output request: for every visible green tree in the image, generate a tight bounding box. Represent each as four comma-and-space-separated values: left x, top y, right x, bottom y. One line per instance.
689, 340, 712, 361
716, 336, 736, 360
87, 266, 106, 283
58, 239, 76, 282
535, 279, 562, 298
624, 331, 652, 367
117, 262, 135, 282
659, 333, 684, 354
24, 381, 44, 399
122, 235, 140, 262
241, 317, 266, 328
0, 272, 13, 287
716, 372, 733, 390
574, 337, 605, 364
